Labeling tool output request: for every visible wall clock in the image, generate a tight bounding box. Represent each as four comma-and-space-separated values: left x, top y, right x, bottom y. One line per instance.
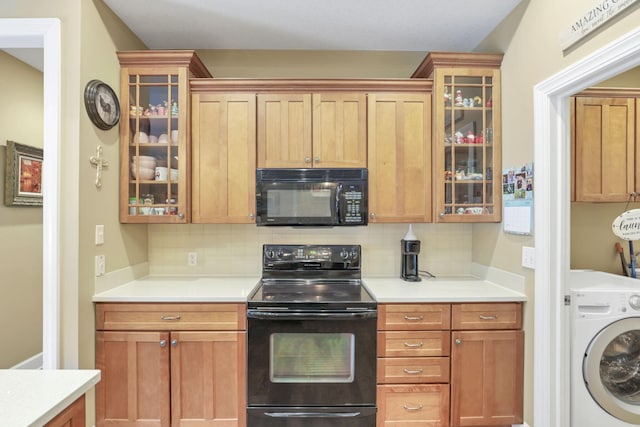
84, 79, 120, 130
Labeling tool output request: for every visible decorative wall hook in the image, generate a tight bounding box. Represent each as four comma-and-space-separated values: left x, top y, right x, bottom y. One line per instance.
89, 145, 109, 188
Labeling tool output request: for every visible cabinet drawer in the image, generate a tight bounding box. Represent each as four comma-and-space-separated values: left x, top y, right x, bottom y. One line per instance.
377, 357, 449, 384
377, 384, 449, 427
378, 331, 450, 357
451, 303, 522, 330
378, 304, 451, 330
95, 303, 246, 331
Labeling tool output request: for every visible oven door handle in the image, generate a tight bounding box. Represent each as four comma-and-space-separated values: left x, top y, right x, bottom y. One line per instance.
247, 310, 377, 320
264, 411, 362, 418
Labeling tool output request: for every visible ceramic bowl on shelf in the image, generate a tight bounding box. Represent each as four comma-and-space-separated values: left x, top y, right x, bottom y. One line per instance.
133, 131, 149, 144
131, 155, 157, 169
130, 165, 155, 180
158, 133, 169, 144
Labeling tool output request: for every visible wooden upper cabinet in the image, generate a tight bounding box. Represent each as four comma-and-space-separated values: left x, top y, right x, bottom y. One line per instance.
573, 96, 636, 202
312, 93, 367, 168
367, 93, 432, 223
257, 92, 367, 168
413, 52, 503, 223
118, 50, 211, 224
191, 93, 257, 223
257, 93, 312, 168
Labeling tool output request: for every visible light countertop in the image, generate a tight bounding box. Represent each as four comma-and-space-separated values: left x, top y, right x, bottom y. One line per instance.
363, 276, 526, 302
0, 369, 100, 427
93, 276, 260, 302
93, 275, 525, 303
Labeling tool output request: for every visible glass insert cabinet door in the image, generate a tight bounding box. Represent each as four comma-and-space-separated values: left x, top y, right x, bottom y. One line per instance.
435, 69, 502, 222
123, 72, 187, 222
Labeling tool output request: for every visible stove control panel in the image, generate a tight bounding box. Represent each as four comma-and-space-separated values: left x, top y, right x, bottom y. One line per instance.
263, 244, 361, 270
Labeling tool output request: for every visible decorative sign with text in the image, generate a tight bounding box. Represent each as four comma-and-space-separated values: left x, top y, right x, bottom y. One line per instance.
560, 0, 638, 50
612, 209, 640, 240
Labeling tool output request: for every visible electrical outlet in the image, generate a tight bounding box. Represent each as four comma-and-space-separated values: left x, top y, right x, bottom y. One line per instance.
95, 224, 104, 245
188, 252, 197, 266
522, 246, 535, 269
95, 255, 105, 277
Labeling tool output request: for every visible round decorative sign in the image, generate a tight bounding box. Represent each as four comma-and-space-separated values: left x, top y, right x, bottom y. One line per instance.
612, 209, 640, 240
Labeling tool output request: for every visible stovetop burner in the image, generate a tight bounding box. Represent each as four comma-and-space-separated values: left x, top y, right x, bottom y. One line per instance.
248, 244, 376, 309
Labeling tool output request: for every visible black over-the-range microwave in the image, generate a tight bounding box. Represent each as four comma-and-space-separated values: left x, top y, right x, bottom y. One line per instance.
255, 168, 368, 226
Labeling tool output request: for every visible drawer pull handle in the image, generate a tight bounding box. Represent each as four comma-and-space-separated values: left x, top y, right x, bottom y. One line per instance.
403, 342, 424, 348
403, 404, 423, 412
161, 315, 181, 321
403, 368, 424, 375
479, 315, 498, 320
404, 315, 424, 321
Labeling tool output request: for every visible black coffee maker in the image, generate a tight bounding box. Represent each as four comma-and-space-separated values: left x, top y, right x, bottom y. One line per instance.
401, 225, 421, 282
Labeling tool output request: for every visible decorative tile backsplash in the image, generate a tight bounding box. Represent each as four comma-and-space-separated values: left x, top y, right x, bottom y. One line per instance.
148, 223, 472, 277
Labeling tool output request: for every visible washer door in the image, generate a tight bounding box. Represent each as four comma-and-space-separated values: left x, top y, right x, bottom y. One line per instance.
584, 317, 640, 423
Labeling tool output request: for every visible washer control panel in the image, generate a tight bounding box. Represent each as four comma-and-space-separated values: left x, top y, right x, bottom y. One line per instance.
573, 290, 640, 318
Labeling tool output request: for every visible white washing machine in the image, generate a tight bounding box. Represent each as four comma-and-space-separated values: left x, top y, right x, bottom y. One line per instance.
571, 270, 640, 426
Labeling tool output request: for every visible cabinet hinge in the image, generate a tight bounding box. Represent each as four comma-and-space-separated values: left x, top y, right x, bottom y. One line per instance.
564, 295, 571, 306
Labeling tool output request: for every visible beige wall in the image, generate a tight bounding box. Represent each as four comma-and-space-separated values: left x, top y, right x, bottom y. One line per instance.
0, 0, 145, 424
475, 0, 640, 424
0, 50, 43, 368
197, 49, 426, 78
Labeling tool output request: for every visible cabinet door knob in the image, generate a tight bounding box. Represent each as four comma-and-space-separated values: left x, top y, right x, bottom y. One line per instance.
455, 338, 462, 345
439, 212, 446, 218
171, 339, 178, 347
370, 212, 376, 219
314, 157, 320, 163
249, 212, 254, 220
305, 157, 311, 163
160, 340, 167, 348
178, 212, 185, 220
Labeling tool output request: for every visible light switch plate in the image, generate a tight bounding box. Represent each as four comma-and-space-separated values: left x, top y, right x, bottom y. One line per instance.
95, 224, 104, 245
522, 246, 535, 269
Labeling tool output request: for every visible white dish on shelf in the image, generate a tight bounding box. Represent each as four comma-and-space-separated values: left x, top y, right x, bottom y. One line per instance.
130, 165, 155, 180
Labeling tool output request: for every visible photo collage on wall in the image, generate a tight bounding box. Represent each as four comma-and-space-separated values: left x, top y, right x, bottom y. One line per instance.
503, 163, 533, 200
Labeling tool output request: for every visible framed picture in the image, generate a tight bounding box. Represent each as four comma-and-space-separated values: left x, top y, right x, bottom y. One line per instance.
4, 141, 43, 207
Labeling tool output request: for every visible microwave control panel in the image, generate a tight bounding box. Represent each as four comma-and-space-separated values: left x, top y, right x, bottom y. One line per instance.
339, 184, 365, 224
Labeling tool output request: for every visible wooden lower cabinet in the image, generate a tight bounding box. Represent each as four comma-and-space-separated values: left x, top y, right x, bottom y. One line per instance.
450, 330, 524, 427
45, 395, 86, 427
377, 302, 524, 427
95, 303, 246, 427
377, 385, 449, 426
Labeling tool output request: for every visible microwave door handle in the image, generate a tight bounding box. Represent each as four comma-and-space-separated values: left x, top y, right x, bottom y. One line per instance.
335, 183, 343, 221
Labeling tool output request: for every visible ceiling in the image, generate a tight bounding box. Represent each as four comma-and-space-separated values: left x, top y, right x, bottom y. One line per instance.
2, 1, 524, 73
102, 0, 523, 52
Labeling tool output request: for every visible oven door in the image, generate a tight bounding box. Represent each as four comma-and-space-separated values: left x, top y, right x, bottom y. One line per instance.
247, 406, 377, 427
247, 309, 377, 406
